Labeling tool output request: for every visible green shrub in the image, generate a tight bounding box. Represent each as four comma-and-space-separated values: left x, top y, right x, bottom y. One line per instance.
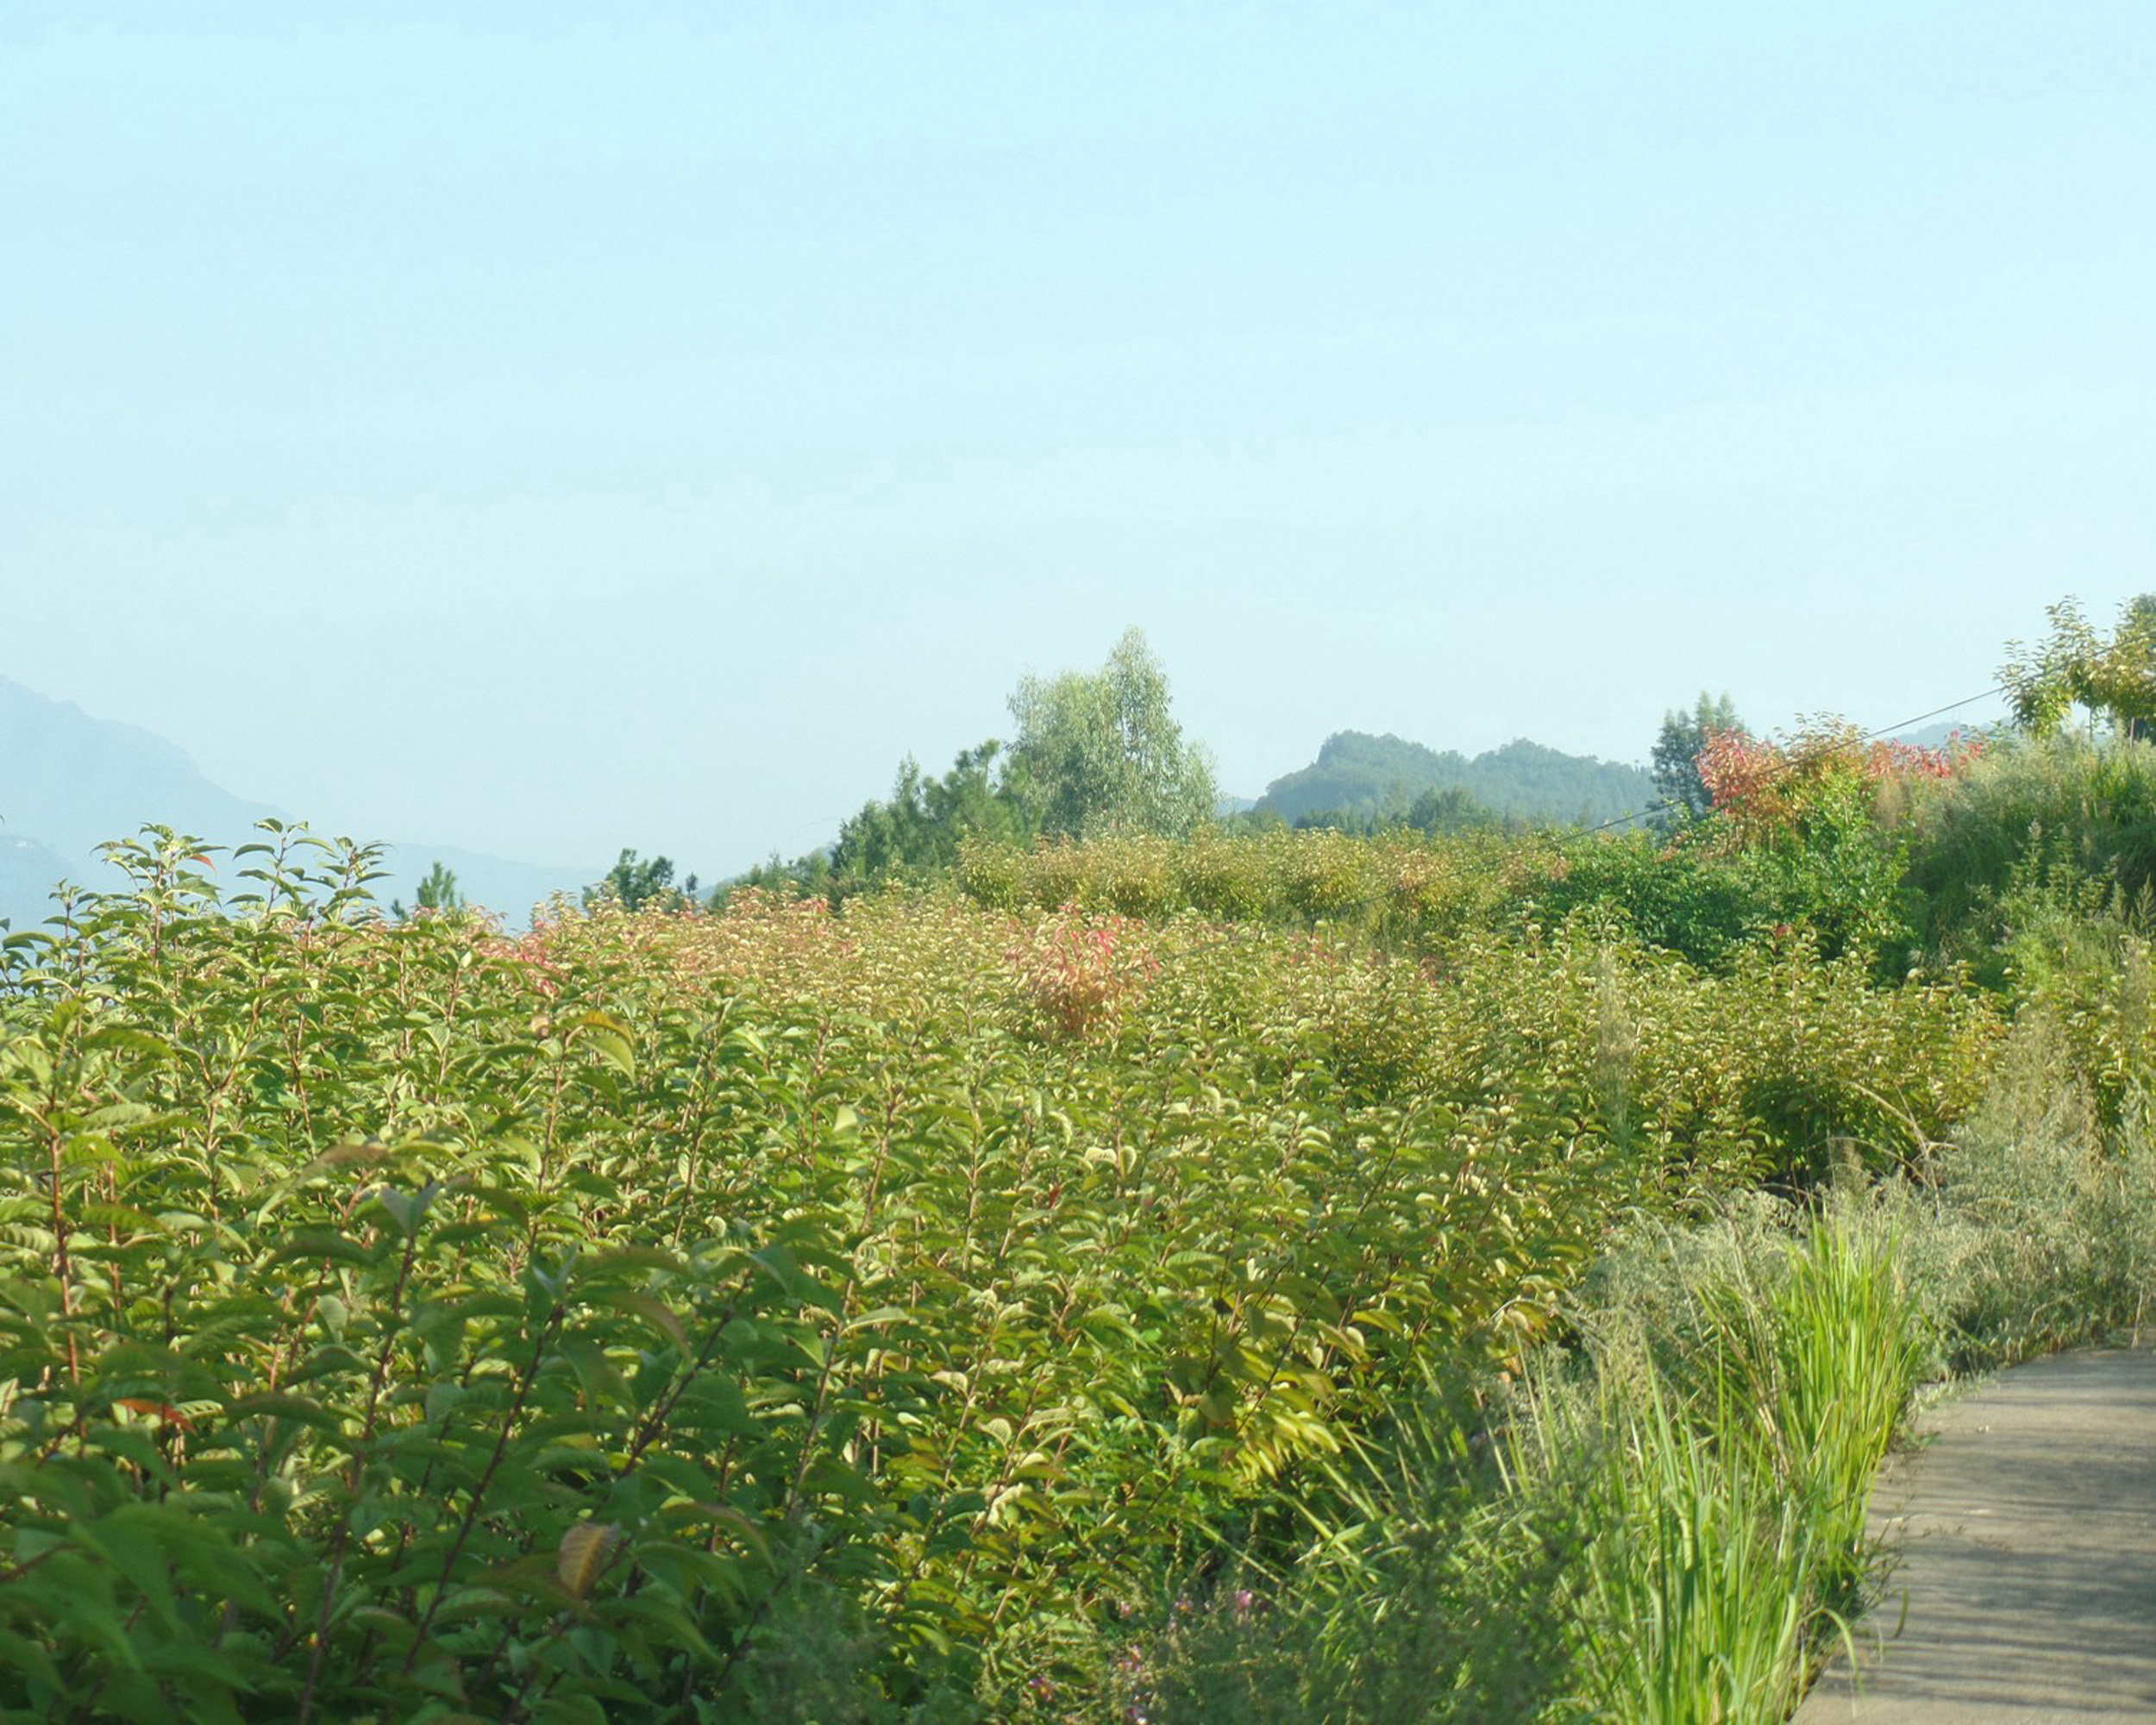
10, 808, 2125, 1721
0, 827, 1720, 1719
1925, 1014, 2156, 1367
1990, 870, 2156, 1131
954, 837, 1026, 912
1113, 1195, 1930, 1724
1902, 732, 2156, 969
1075, 834, 1177, 918
1520, 832, 1777, 968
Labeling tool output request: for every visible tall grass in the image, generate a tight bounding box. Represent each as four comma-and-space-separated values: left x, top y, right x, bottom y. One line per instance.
1759, 1215, 1925, 1575
1117, 973, 2156, 1725
1542, 1212, 1916, 1724
1111, 1205, 1923, 1724
1926, 1015, 2156, 1366
1557, 1376, 1818, 1725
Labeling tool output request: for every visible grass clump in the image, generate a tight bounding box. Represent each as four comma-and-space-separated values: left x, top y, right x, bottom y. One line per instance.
1557, 1375, 1819, 1724
1924, 1019, 2156, 1367
1107, 1202, 1927, 1724
1542, 1208, 1921, 1724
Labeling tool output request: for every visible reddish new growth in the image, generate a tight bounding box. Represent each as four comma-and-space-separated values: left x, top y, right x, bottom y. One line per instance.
1007, 906, 1161, 1040
1695, 724, 1982, 845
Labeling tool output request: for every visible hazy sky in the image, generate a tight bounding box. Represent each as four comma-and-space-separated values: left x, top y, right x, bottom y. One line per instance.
7, 3, 2153, 876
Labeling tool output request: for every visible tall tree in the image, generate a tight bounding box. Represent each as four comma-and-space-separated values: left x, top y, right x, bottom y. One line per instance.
1004, 628, 1218, 842
827, 740, 1031, 888
391, 860, 463, 919
585, 848, 678, 912
416, 860, 463, 912
2002, 594, 2156, 740
1403, 784, 1498, 836
1651, 692, 1743, 822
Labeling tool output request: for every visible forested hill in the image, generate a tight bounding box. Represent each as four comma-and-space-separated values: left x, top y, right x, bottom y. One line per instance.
1256, 731, 1658, 826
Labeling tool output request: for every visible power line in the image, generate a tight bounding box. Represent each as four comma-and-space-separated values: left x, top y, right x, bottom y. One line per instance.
1856, 685, 2007, 745
1145, 681, 2008, 966
1570, 683, 2004, 840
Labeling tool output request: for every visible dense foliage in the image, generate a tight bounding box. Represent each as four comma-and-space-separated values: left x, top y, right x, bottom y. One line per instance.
11, 610, 2156, 1719
2002, 593, 2156, 740
1650, 692, 1744, 824
1004, 627, 1218, 843
0, 798, 2012, 1720
955, 718, 1974, 975
718, 627, 1216, 908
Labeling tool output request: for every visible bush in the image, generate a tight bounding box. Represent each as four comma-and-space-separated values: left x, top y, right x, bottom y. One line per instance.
1925, 1014, 2156, 1367
1902, 731, 2156, 969
1006, 905, 1160, 1039
1519, 833, 1777, 968
1112, 1196, 1928, 1725
17, 807, 2142, 1721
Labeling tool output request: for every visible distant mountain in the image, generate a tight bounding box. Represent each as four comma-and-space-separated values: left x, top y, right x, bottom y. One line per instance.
0, 833, 76, 917
1, 674, 278, 862
1890, 718, 1996, 750
0, 674, 596, 928
1256, 731, 1657, 827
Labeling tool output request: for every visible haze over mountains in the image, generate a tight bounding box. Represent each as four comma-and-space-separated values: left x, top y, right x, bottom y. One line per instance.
3, 674, 1721, 927
0, 674, 597, 929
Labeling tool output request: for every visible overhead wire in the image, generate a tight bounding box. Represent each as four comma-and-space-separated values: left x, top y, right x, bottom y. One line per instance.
1571, 682, 2006, 839
1143, 681, 2008, 968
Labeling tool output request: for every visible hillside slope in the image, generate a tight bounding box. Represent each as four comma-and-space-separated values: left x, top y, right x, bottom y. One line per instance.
1257, 730, 1656, 825
1, 674, 278, 860
0, 674, 595, 925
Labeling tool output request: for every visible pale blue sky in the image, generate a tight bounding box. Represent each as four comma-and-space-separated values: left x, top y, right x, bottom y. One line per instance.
6, 3, 2152, 875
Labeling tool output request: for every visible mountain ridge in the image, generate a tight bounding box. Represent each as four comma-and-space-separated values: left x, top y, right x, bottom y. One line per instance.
1256, 729, 1658, 826
0, 673, 598, 927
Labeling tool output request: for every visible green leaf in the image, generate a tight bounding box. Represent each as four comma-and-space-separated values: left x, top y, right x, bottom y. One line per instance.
592, 1289, 686, 1350
0, 1627, 67, 1695
556, 1521, 621, 1600
73, 1518, 179, 1634
573, 1013, 637, 1079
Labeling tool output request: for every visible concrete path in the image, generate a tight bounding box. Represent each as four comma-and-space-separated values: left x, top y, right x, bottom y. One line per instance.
1794, 1346, 2156, 1723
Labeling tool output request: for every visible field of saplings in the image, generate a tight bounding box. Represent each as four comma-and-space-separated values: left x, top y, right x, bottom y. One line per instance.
0, 806, 2031, 1723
